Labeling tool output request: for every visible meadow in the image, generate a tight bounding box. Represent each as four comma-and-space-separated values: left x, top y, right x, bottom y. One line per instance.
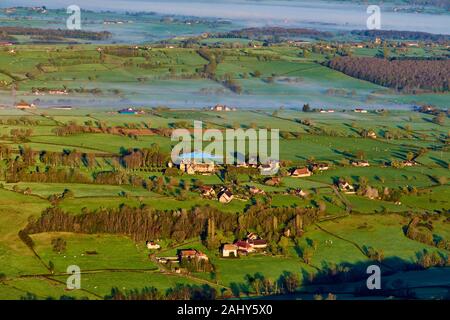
1, 43, 448, 108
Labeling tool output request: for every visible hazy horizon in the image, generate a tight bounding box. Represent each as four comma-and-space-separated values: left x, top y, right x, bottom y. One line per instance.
2, 0, 450, 34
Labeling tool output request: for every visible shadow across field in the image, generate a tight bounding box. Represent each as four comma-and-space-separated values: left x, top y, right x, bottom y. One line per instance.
230, 255, 449, 300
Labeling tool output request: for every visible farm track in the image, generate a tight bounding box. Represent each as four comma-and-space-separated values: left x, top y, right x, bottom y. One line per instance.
331, 185, 352, 212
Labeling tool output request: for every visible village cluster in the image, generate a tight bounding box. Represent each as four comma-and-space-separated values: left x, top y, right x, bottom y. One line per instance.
148, 232, 268, 268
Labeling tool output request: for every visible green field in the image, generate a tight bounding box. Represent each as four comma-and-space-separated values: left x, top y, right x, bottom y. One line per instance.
0, 37, 448, 300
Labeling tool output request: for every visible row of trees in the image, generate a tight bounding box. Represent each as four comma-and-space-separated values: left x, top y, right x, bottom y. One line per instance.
351, 29, 450, 43
23, 203, 320, 244
216, 27, 332, 40
0, 117, 39, 126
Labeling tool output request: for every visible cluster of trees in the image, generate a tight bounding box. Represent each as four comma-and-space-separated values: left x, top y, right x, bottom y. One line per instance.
121, 145, 169, 169
216, 27, 332, 40
328, 57, 450, 92
0, 117, 39, 126
53, 123, 99, 136
101, 46, 146, 58
221, 73, 242, 94
197, 48, 222, 78
405, 217, 450, 250
106, 284, 216, 300
0, 144, 12, 159
7, 164, 91, 184
179, 257, 214, 273
51, 237, 67, 253
23, 203, 320, 244
416, 250, 449, 269
106, 270, 307, 300
8, 128, 33, 141
0, 27, 111, 40
196, 48, 243, 94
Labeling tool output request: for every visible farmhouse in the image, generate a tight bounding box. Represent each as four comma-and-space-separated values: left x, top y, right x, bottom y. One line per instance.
178, 152, 218, 175
15, 102, 36, 110
339, 181, 355, 194
210, 104, 236, 111
249, 186, 265, 195
218, 188, 234, 203
180, 160, 215, 175
48, 89, 68, 95
178, 249, 209, 261
259, 161, 279, 175
309, 162, 329, 171
199, 185, 215, 197
222, 244, 238, 257
291, 167, 312, 178
146, 240, 161, 250
248, 239, 268, 250
52, 106, 73, 110
156, 256, 179, 264
233, 234, 268, 255
235, 240, 254, 254
402, 160, 417, 167
118, 107, 144, 115
367, 130, 377, 139
352, 160, 370, 167
294, 188, 308, 197
264, 176, 281, 186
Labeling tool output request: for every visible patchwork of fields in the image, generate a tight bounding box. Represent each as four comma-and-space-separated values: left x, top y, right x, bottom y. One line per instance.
0, 105, 448, 300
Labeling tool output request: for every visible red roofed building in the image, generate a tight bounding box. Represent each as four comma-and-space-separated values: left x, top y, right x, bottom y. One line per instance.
235, 240, 254, 254
248, 239, 268, 249
291, 167, 312, 178
178, 249, 209, 261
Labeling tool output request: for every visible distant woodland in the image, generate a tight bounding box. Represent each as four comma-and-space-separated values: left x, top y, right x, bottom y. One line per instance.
351, 30, 450, 43
328, 57, 450, 92
216, 27, 332, 39
0, 27, 111, 40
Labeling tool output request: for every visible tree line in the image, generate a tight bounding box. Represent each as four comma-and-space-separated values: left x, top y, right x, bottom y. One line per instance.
23, 203, 320, 244
351, 30, 450, 43
0, 27, 111, 40
216, 27, 332, 40
327, 57, 450, 92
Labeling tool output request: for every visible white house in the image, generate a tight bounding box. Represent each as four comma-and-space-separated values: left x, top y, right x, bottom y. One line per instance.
146, 241, 161, 250
222, 244, 238, 257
